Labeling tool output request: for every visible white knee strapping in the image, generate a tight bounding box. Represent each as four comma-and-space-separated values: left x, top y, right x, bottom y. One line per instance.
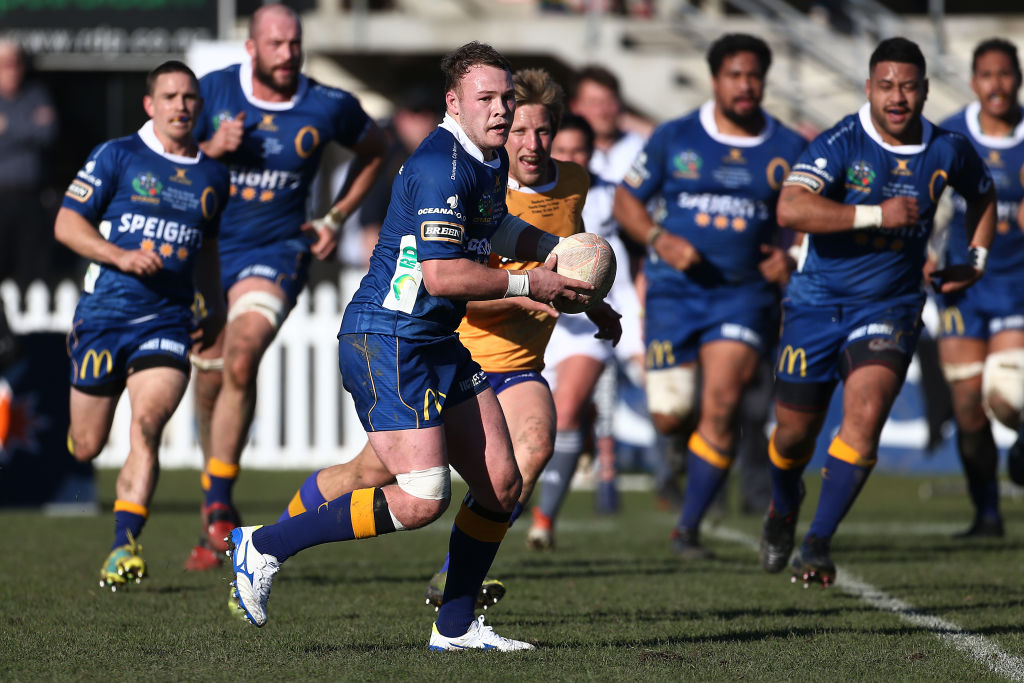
395, 466, 451, 501
190, 354, 224, 371
228, 291, 286, 329
645, 364, 697, 420
982, 349, 1024, 422
940, 361, 984, 383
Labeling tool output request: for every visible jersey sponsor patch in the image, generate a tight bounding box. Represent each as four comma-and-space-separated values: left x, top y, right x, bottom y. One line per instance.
783, 171, 825, 194
382, 234, 423, 314
421, 221, 464, 243
65, 179, 94, 203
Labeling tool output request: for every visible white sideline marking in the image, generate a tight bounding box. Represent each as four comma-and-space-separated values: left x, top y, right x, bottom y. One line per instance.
709, 526, 1024, 681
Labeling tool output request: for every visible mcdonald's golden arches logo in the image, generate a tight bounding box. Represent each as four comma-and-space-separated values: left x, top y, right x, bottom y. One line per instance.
422, 388, 446, 421
778, 345, 807, 378
941, 307, 964, 336
646, 340, 675, 369
80, 349, 113, 379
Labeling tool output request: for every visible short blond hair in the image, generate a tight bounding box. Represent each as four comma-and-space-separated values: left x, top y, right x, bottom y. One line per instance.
513, 68, 565, 133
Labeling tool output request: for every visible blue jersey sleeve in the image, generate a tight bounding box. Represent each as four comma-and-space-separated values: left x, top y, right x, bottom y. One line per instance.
328, 90, 372, 148
61, 141, 122, 222
946, 133, 994, 203
784, 130, 847, 198
621, 123, 671, 202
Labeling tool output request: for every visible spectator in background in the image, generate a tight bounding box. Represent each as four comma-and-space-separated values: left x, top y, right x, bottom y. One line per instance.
0, 40, 59, 288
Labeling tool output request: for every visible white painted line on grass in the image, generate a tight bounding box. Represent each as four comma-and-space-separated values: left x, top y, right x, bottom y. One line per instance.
709, 526, 1024, 682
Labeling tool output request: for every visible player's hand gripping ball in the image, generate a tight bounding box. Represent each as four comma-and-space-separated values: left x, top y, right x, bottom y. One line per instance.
550, 232, 616, 314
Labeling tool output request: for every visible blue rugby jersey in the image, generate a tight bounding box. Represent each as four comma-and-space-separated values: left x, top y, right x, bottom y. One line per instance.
61, 120, 229, 323
621, 101, 806, 293
940, 102, 1024, 279
194, 61, 371, 257
784, 104, 993, 306
340, 114, 509, 341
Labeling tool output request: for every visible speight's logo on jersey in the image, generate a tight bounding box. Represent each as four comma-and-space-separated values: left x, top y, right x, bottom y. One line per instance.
671, 150, 702, 179
131, 172, 163, 203
171, 168, 191, 185
987, 150, 1003, 168
892, 158, 913, 177
724, 148, 746, 164
845, 161, 875, 193
258, 114, 278, 132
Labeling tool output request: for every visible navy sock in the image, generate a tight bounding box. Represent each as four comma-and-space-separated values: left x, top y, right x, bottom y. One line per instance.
807, 438, 875, 540
957, 426, 1000, 521
278, 469, 326, 522
677, 433, 731, 531
767, 429, 811, 517
112, 501, 147, 549
435, 494, 510, 637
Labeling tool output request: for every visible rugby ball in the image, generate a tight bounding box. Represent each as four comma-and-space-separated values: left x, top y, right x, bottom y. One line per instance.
550, 232, 616, 314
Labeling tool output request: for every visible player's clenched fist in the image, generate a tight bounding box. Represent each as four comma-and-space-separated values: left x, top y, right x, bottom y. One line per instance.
880, 195, 919, 228
204, 111, 246, 158
652, 231, 702, 272
115, 247, 163, 277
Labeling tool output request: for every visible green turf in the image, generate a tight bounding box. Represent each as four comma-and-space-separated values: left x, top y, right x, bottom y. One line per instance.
3, 469, 1023, 681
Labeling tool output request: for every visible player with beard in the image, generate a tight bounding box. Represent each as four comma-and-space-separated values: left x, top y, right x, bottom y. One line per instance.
761, 37, 996, 587
184, 3, 387, 571
614, 33, 806, 559
929, 38, 1024, 537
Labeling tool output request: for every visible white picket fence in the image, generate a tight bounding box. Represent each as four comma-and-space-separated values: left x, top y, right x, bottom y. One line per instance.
1, 272, 368, 470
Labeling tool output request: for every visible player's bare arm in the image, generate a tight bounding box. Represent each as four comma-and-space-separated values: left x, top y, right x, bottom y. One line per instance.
466, 297, 559, 317
304, 122, 389, 260
54, 207, 163, 277
777, 184, 919, 233
931, 185, 997, 293
613, 185, 701, 271
199, 111, 245, 159
191, 237, 226, 351
421, 256, 591, 308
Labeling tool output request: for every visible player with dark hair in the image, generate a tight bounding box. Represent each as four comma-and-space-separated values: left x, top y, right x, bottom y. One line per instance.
930, 37, 1024, 537
225, 43, 594, 651
55, 60, 228, 590
184, 3, 387, 571
613, 32, 806, 558
762, 37, 997, 586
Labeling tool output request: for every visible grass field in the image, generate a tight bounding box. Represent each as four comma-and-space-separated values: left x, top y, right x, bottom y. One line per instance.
4, 469, 1024, 681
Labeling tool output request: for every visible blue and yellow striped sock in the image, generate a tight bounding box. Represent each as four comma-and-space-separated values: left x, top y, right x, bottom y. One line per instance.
435, 494, 511, 637
113, 500, 147, 549
768, 428, 813, 517
277, 469, 327, 522
252, 487, 397, 562
435, 500, 521, 576
678, 432, 733, 531
202, 457, 239, 509
807, 435, 876, 540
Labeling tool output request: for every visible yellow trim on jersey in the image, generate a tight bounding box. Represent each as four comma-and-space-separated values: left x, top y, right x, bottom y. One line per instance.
688, 432, 732, 470
350, 488, 378, 539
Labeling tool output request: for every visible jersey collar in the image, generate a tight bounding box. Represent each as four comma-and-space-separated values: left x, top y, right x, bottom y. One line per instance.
239, 56, 308, 111
698, 100, 773, 147
858, 102, 931, 154
439, 113, 502, 169
964, 100, 1024, 149
507, 161, 559, 194
138, 120, 202, 164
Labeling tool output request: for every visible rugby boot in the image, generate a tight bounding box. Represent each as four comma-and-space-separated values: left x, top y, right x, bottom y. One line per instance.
791, 534, 835, 588
99, 534, 146, 592
952, 515, 1004, 539
670, 526, 713, 560
428, 615, 534, 652
760, 481, 805, 573
424, 570, 507, 611
203, 502, 242, 553
184, 536, 223, 571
